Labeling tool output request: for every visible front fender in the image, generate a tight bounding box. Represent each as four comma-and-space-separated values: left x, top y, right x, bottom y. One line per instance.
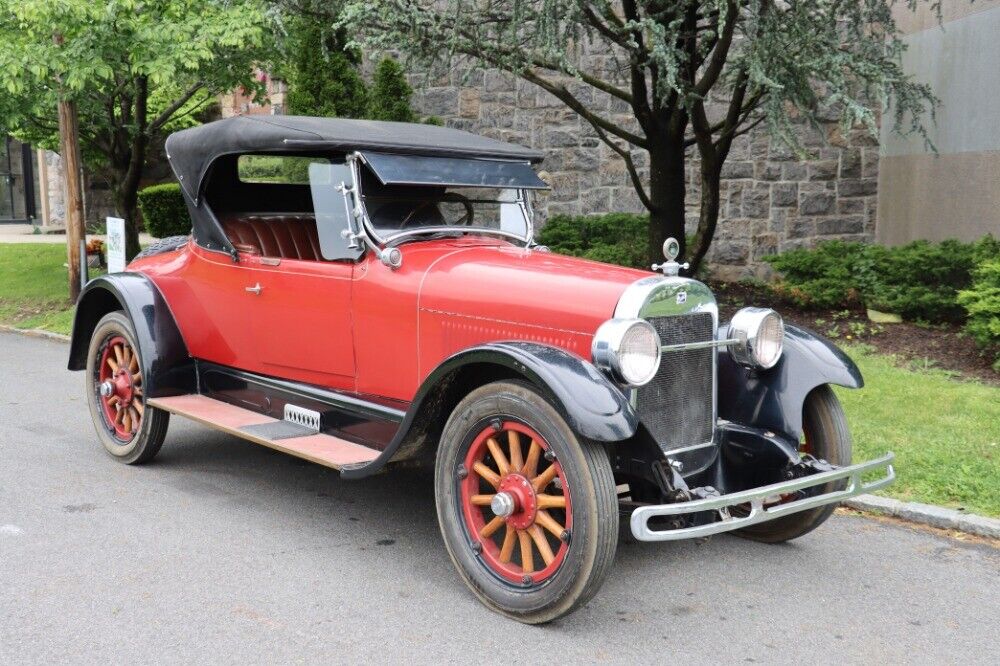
341, 342, 638, 479
67, 273, 195, 398
421, 342, 638, 442
717, 324, 862, 440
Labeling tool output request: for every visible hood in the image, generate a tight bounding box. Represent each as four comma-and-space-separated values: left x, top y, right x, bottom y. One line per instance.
417, 243, 649, 343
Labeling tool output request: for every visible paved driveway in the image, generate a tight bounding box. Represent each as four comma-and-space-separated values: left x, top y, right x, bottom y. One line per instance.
1, 332, 997, 664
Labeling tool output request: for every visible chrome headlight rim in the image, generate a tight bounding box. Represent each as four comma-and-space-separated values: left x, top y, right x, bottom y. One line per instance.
591, 318, 662, 387
728, 307, 785, 370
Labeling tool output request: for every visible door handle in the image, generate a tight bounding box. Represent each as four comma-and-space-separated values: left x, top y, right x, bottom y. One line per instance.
245, 283, 262, 295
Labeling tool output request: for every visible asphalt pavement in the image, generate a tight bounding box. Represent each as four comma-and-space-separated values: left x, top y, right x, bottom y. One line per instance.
1, 331, 998, 664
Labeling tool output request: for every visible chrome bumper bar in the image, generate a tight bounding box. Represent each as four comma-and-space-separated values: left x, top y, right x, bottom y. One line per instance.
630, 453, 895, 541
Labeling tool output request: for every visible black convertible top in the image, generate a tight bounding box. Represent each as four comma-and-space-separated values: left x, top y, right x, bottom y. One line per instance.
166, 115, 545, 202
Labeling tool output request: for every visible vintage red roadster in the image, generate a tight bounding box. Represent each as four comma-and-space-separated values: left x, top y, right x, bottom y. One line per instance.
69, 116, 894, 623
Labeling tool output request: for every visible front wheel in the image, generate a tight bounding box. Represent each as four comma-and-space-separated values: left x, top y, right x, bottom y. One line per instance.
435, 381, 618, 624
735, 384, 852, 543
85, 311, 169, 464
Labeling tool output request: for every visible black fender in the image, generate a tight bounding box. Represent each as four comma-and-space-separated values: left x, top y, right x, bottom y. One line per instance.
341, 341, 638, 479
67, 273, 195, 398
716, 323, 863, 440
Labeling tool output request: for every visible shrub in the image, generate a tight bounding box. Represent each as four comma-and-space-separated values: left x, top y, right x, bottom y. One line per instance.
764, 235, 1000, 321
958, 258, 1000, 371
859, 237, 1000, 323
368, 57, 416, 122
536, 213, 648, 269
137, 183, 190, 238
763, 241, 867, 309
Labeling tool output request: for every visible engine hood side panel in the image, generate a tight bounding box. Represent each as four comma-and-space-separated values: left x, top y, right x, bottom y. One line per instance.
416, 245, 646, 382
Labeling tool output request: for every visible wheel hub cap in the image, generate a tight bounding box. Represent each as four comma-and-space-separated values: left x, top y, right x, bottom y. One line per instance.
490, 492, 517, 517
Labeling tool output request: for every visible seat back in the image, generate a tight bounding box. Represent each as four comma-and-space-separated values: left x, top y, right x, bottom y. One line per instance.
219, 214, 322, 261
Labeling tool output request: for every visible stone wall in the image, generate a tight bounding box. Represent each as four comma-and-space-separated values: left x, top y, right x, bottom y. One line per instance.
409, 65, 879, 277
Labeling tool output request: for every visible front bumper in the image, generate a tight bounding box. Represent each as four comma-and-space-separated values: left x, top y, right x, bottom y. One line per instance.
630, 453, 895, 541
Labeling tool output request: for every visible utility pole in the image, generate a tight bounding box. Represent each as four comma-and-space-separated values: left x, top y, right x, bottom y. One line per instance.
54, 34, 86, 302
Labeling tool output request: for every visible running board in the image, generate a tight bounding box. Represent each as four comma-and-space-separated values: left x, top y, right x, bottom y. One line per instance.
148, 394, 379, 470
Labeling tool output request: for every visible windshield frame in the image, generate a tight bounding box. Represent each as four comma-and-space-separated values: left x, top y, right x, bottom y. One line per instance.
347, 152, 536, 248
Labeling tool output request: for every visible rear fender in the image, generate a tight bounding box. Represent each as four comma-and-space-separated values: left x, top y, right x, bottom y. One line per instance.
67, 273, 195, 397
716, 323, 863, 440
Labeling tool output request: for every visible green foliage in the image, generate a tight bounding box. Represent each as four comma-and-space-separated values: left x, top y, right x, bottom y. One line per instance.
368, 57, 416, 122
0, 0, 272, 257
958, 258, 1000, 370
137, 183, 191, 239
859, 238, 1000, 322
284, 16, 367, 118
536, 213, 648, 270
764, 241, 867, 309
765, 236, 1000, 323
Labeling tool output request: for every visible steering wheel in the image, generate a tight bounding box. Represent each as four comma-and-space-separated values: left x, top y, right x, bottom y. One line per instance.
398, 193, 474, 229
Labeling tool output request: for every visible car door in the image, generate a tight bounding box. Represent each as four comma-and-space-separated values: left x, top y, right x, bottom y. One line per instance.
248, 255, 356, 391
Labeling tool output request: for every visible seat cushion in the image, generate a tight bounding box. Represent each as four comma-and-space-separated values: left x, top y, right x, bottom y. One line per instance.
220, 214, 322, 261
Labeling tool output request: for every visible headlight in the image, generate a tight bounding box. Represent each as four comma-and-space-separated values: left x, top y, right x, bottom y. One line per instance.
728, 307, 785, 369
592, 319, 661, 386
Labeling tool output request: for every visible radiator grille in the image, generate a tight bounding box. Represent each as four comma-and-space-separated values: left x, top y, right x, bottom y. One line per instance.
635, 313, 715, 452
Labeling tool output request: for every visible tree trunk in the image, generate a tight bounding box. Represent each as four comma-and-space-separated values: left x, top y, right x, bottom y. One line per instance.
110, 178, 142, 260
57, 98, 86, 302
646, 141, 688, 268
687, 157, 722, 274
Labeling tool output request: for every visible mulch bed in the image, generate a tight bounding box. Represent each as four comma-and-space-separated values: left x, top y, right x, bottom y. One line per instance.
709, 280, 999, 386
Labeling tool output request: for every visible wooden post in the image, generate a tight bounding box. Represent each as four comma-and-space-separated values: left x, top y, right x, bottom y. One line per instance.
54, 33, 86, 302
58, 97, 86, 302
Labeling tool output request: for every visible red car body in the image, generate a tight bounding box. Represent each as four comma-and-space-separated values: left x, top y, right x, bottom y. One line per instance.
134, 237, 644, 401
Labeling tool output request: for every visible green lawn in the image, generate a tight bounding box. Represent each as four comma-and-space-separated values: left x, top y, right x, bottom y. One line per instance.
837, 346, 1000, 517
1, 244, 997, 515
0, 244, 83, 335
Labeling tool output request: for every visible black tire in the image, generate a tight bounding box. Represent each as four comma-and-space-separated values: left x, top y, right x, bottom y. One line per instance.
735, 385, 851, 543
133, 235, 189, 260
85, 311, 169, 464
435, 381, 618, 624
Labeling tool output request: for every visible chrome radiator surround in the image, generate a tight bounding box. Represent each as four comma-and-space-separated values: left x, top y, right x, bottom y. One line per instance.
615, 276, 719, 456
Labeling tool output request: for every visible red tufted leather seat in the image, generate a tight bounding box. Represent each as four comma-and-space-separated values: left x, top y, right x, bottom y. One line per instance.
220, 214, 323, 261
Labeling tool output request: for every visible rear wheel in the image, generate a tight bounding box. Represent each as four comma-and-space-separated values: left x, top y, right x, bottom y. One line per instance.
435, 381, 618, 624
735, 385, 851, 543
85, 311, 169, 464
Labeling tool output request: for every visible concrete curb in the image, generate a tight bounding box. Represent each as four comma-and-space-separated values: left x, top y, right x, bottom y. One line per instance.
0, 324, 70, 343
844, 494, 1000, 539
1, 325, 997, 539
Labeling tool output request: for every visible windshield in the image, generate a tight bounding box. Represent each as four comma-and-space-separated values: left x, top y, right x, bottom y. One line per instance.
361, 185, 531, 243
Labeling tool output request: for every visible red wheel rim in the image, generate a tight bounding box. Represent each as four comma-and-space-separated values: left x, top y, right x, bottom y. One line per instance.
97, 335, 144, 442
459, 421, 573, 586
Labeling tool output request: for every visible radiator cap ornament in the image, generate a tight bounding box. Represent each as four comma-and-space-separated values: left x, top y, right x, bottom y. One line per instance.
652, 237, 690, 277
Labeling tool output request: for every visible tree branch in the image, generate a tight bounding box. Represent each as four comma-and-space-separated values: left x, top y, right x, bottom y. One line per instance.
519, 69, 648, 148
149, 82, 204, 132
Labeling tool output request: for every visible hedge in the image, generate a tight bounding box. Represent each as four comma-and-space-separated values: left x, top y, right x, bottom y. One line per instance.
536, 212, 648, 270
765, 236, 1000, 323
137, 183, 191, 238
958, 258, 1000, 371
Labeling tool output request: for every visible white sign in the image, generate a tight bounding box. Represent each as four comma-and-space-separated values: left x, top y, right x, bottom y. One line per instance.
106, 217, 126, 273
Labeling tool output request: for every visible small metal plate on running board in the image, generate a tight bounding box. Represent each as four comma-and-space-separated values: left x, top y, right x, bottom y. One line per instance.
241, 421, 317, 440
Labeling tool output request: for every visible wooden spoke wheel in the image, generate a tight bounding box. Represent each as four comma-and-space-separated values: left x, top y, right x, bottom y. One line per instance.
85, 311, 169, 465
97, 335, 144, 442
460, 421, 572, 585
436, 381, 618, 624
